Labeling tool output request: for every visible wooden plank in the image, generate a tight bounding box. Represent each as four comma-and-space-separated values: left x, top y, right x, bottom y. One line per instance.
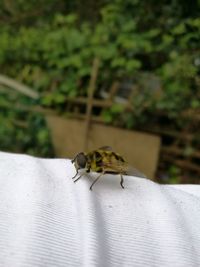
162, 146, 200, 159
46, 116, 161, 179
139, 126, 194, 141
162, 155, 200, 173
108, 82, 120, 100
84, 58, 100, 151
0, 74, 39, 99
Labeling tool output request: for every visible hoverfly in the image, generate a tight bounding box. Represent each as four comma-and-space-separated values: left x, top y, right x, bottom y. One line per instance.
71, 146, 146, 190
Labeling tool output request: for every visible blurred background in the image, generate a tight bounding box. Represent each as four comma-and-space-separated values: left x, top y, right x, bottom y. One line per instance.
0, 0, 200, 184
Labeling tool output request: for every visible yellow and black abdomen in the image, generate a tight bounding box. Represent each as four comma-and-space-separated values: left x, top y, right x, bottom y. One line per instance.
86, 149, 127, 174
86, 150, 104, 173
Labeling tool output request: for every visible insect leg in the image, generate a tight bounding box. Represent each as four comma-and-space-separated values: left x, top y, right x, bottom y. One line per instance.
90, 171, 105, 191
72, 169, 79, 179
120, 174, 124, 189
73, 173, 84, 183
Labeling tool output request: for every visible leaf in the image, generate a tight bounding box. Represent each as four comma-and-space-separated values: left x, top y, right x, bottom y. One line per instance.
126, 59, 141, 72
111, 57, 126, 68
172, 23, 186, 35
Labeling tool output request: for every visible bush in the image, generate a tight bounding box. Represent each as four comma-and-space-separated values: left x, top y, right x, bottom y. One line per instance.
0, 0, 199, 161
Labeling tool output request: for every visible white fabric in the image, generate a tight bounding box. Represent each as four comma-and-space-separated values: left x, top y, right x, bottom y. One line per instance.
0, 151, 200, 267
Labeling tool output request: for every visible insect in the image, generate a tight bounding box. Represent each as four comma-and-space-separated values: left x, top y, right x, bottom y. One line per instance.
71, 146, 146, 190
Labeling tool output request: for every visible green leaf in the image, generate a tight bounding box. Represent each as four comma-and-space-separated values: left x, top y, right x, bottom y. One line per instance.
101, 110, 113, 123
191, 99, 200, 108
111, 104, 124, 113
126, 59, 141, 72
111, 57, 126, 68
172, 23, 186, 35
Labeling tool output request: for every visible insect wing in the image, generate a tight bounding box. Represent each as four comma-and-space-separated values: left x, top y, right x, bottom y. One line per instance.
125, 165, 147, 178
100, 156, 126, 173
89, 147, 147, 178
101, 159, 146, 178
98, 146, 113, 151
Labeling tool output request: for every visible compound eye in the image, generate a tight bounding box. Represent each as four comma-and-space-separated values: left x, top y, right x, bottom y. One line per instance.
77, 153, 87, 168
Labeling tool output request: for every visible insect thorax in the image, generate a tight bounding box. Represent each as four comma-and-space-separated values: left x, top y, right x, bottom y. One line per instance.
85, 150, 126, 174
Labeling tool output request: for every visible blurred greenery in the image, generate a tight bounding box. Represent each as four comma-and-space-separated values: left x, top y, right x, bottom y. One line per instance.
0, 0, 200, 181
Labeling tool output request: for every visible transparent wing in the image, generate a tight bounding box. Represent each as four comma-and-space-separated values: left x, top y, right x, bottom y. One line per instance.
101, 160, 146, 178
97, 146, 147, 178
125, 165, 147, 178
98, 146, 113, 151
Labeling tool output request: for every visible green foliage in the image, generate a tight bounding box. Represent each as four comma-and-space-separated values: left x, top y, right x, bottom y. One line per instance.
0, 109, 54, 157
167, 165, 181, 184
102, 104, 125, 123
0, 0, 200, 167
